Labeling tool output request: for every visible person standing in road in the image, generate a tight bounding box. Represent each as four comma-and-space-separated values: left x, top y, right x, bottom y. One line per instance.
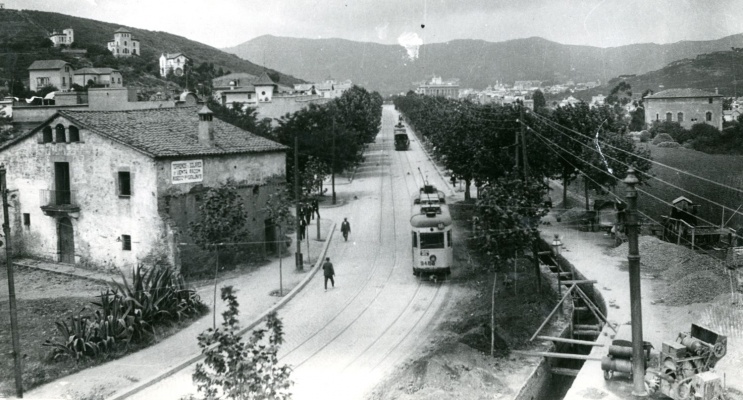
340, 218, 351, 241
322, 257, 335, 291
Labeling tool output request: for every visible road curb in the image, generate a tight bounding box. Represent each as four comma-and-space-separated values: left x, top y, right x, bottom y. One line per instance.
109, 222, 337, 400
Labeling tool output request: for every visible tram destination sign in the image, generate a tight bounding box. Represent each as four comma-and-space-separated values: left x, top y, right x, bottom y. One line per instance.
171, 159, 203, 184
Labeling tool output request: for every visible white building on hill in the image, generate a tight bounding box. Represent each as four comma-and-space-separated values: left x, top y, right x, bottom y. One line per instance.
49, 29, 74, 47
107, 27, 140, 57
159, 53, 191, 77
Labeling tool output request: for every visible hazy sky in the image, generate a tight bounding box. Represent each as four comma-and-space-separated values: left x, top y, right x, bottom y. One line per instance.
6, 0, 743, 49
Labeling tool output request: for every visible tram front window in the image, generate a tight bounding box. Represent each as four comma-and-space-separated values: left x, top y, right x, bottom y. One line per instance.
420, 232, 445, 249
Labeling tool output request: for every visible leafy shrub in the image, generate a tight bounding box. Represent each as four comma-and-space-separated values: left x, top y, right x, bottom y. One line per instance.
194, 286, 293, 400
652, 133, 675, 145
657, 142, 681, 148
649, 120, 686, 140
639, 130, 651, 142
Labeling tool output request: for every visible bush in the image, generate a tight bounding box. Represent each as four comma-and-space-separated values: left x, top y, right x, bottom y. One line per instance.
649, 120, 688, 142
657, 141, 681, 148
639, 130, 651, 142
44, 265, 206, 362
652, 133, 675, 145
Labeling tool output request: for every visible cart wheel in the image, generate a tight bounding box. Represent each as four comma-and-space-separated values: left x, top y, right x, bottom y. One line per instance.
603, 370, 612, 380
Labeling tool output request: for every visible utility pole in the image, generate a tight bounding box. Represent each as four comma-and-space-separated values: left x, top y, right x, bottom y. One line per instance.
331, 115, 337, 205
1, 164, 23, 398
624, 167, 647, 398
294, 133, 303, 270
520, 105, 529, 179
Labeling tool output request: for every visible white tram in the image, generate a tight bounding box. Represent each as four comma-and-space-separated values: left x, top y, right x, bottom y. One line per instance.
410, 184, 453, 278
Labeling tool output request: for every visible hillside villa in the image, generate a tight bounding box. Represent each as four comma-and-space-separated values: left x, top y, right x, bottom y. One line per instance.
107, 27, 140, 57
49, 28, 74, 47
159, 53, 191, 77
643, 88, 723, 130
73, 67, 123, 88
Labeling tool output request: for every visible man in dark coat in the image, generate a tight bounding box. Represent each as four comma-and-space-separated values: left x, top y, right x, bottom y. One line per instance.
312, 198, 320, 219
322, 257, 335, 291
340, 218, 351, 241
299, 218, 306, 241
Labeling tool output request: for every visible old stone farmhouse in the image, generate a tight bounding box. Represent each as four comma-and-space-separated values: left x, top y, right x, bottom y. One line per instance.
0, 106, 287, 273
643, 88, 723, 131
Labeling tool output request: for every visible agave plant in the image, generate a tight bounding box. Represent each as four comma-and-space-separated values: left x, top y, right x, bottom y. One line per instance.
43, 311, 103, 362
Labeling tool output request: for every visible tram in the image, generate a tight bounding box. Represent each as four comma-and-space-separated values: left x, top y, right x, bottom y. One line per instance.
411, 184, 453, 278
394, 117, 410, 151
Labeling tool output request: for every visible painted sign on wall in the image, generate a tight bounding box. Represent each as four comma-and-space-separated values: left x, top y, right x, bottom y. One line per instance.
171, 159, 203, 184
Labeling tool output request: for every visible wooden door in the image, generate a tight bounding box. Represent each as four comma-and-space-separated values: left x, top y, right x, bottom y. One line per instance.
54, 162, 71, 205
57, 217, 74, 264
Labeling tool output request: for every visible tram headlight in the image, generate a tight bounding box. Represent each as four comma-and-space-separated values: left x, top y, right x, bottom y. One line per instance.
437, 223, 445, 230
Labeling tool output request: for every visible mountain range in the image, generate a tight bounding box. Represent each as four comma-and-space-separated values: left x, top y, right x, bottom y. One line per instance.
224, 34, 743, 95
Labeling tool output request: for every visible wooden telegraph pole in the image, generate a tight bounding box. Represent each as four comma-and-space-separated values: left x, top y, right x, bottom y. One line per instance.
294, 134, 303, 270
1, 164, 23, 397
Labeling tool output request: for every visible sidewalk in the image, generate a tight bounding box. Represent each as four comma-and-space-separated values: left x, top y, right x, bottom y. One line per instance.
539, 212, 742, 399
16, 218, 337, 400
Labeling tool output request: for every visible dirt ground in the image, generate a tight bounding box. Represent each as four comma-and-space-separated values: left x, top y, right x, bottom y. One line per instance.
367, 203, 568, 400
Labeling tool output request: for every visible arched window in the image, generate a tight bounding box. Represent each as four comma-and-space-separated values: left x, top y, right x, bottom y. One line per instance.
55, 124, 66, 143
706, 111, 713, 121
42, 126, 53, 143
666, 112, 672, 122
123, 48, 129, 54
677, 112, 684, 122
69, 126, 80, 142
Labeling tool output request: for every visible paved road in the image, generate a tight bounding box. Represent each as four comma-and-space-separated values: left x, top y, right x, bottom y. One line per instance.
129, 105, 459, 400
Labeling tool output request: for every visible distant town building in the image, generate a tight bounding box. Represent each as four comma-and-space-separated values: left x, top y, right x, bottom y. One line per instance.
513, 80, 541, 90
559, 96, 581, 107
159, 53, 191, 77
73, 67, 123, 88
415, 76, 459, 98
643, 88, 723, 130
591, 94, 606, 106
49, 28, 74, 47
27, 60, 73, 92
107, 27, 140, 57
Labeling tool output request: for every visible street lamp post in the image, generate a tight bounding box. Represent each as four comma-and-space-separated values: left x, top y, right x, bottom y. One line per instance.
625, 167, 648, 397
294, 133, 303, 270
551, 234, 562, 256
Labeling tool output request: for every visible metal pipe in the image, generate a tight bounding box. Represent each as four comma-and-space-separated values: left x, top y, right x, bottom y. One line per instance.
625, 168, 648, 397
512, 350, 603, 361
536, 336, 604, 346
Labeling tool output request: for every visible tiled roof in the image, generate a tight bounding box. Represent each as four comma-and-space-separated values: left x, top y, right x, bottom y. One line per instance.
73, 67, 118, 75
164, 53, 189, 60
224, 85, 256, 94
212, 73, 257, 87
645, 88, 723, 99
28, 60, 70, 70
4, 107, 286, 158
115, 27, 132, 33
253, 71, 276, 86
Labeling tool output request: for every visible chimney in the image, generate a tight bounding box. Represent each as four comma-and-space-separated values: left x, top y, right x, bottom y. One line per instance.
716, 87, 719, 95
197, 105, 214, 146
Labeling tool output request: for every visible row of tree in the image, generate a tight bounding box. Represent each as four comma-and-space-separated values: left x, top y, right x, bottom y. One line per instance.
393, 92, 652, 259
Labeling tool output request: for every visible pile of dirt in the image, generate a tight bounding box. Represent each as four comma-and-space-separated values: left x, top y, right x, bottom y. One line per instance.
656, 269, 729, 306
610, 236, 730, 306
608, 235, 720, 274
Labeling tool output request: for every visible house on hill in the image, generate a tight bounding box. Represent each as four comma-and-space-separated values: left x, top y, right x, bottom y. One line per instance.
159, 53, 191, 77
27, 60, 73, 92
107, 27, 140, 57
0, 106, 287, 273
73, 67, 123, 88
49, 28, 74, 47
218, 71, 277, 107
643, 88, 723, 130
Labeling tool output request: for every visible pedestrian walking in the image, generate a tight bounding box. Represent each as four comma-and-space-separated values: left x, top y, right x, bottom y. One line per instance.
303, 203, 312, 225
340, 217, 351, 242
299, 218, 306, 241
322, 257, 335, 291
312, 198, 320, 219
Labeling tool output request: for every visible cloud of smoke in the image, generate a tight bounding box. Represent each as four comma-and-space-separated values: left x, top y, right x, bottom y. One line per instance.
397, 32, 423, 60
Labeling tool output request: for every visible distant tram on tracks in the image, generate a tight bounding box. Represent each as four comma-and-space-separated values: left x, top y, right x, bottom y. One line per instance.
394, 116, 410, 151
410, 183, 453, 279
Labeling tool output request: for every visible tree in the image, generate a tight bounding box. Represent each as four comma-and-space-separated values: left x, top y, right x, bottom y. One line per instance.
532, 89, 546, 113
36, 85, 59, 98
299, 156, 330, 198
194, 286, 293, 400
189, 181, 249, 250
